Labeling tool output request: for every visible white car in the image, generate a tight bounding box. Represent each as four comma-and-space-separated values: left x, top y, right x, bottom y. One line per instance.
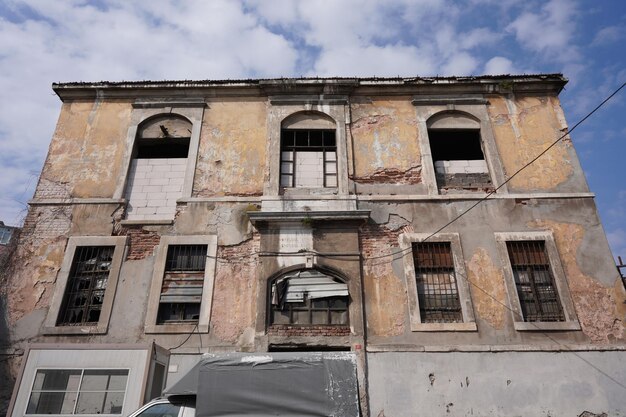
127, 398, 195, 417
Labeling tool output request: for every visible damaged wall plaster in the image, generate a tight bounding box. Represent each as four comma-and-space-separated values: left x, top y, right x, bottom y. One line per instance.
194, 101, 267, 197
488, 95, 584, 192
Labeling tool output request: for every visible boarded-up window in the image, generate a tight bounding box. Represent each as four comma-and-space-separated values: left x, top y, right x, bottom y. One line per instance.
157, 244, 207, 324
506, 241, 565, 322
412, 242, 463, 323
57, 246, 114, 326
280, 129, 337, 188
270, 270, 349, 326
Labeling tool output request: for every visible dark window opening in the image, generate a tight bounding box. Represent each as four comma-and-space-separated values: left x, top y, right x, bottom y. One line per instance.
428, 129, 484, 161
280, 129, 337, 188
270, 270, 349, 326
412, 242, 463, 323
507, 241, 565, 322
57, 246, 114, 326
136, 137, 190, 159
157, 244, 207, 324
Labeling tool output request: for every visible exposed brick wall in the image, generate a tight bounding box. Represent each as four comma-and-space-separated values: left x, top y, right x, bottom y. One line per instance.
20, 206, 72, 246
268, 325, 351, 337
211, 234, 261, 343
33, 178, 72, 200
359, 222, 408, 337
351, 165, 421, 185
125, 228, 160, 260
360, 222, 404, 261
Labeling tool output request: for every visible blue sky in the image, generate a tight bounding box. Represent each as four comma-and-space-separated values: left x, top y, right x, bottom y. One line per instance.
0, 0, 624, 259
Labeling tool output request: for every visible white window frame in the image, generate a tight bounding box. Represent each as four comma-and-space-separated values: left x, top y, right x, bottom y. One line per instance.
399, 233, 477, 331
44, 236, 127, 335
495, 231, 581, 331
25, 367, 130, 416
144, 235, 217, 334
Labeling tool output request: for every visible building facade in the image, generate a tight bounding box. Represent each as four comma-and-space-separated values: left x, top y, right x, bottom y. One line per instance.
3, 75, 625, 416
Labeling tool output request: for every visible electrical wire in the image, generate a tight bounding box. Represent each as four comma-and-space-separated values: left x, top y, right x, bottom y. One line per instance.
453, 268, 626, 390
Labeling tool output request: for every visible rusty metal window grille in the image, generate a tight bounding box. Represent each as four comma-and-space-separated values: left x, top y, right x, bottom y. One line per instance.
270, 271, 349, 326
157, 244, 207, 324
506, 241, 565, 322
280, 129, 337, 188
57, 246, 114, 326
412, 242, 463, 323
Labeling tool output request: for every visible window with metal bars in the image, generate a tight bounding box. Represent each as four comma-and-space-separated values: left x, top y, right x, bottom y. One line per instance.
57, 246, 114, 326
157, 244, 207, 324
412, 242, 463, 323
506, 241, 565, 322
280, 129, 337, 188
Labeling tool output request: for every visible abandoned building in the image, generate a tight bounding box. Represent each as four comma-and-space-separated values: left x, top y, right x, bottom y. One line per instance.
2, 74, 625, 417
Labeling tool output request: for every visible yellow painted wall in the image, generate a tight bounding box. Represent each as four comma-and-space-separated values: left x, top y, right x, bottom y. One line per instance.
194, 100, 267, 196
350, 98, 421, 179
489, 95, 576, 191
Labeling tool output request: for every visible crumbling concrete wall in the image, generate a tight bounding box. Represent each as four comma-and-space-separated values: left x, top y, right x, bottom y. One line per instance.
194, 100, 267, 197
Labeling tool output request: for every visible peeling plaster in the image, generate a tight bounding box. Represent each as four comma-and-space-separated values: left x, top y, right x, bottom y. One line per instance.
489, 96, 574, 191
351, 99, 420, 179
529, 220, 625, 343
466, 248, 507, 330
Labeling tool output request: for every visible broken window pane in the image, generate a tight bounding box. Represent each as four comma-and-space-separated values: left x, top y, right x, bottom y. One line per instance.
57, 246, 114, 326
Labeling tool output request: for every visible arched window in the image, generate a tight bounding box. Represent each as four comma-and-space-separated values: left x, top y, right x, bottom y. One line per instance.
280, 112, 338, 189
136, 115, 192, 158
125, 114, 192, 221
427, 111, 492, 192
269, 269, 349, 326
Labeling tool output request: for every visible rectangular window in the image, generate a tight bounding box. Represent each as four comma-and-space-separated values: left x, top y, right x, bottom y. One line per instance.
506, 241, 565, 322
57, 246, 115, 326
429, 128, 492, 192
280, 129, 337, 188
157, 244, 207, 324
412, 242, 463, 323
26, 369, 128, 415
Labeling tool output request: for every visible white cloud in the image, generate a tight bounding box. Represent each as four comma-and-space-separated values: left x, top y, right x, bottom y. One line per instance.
484, 57, 517, 74
591, 25, 624, 46
506, 0, 579, 62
